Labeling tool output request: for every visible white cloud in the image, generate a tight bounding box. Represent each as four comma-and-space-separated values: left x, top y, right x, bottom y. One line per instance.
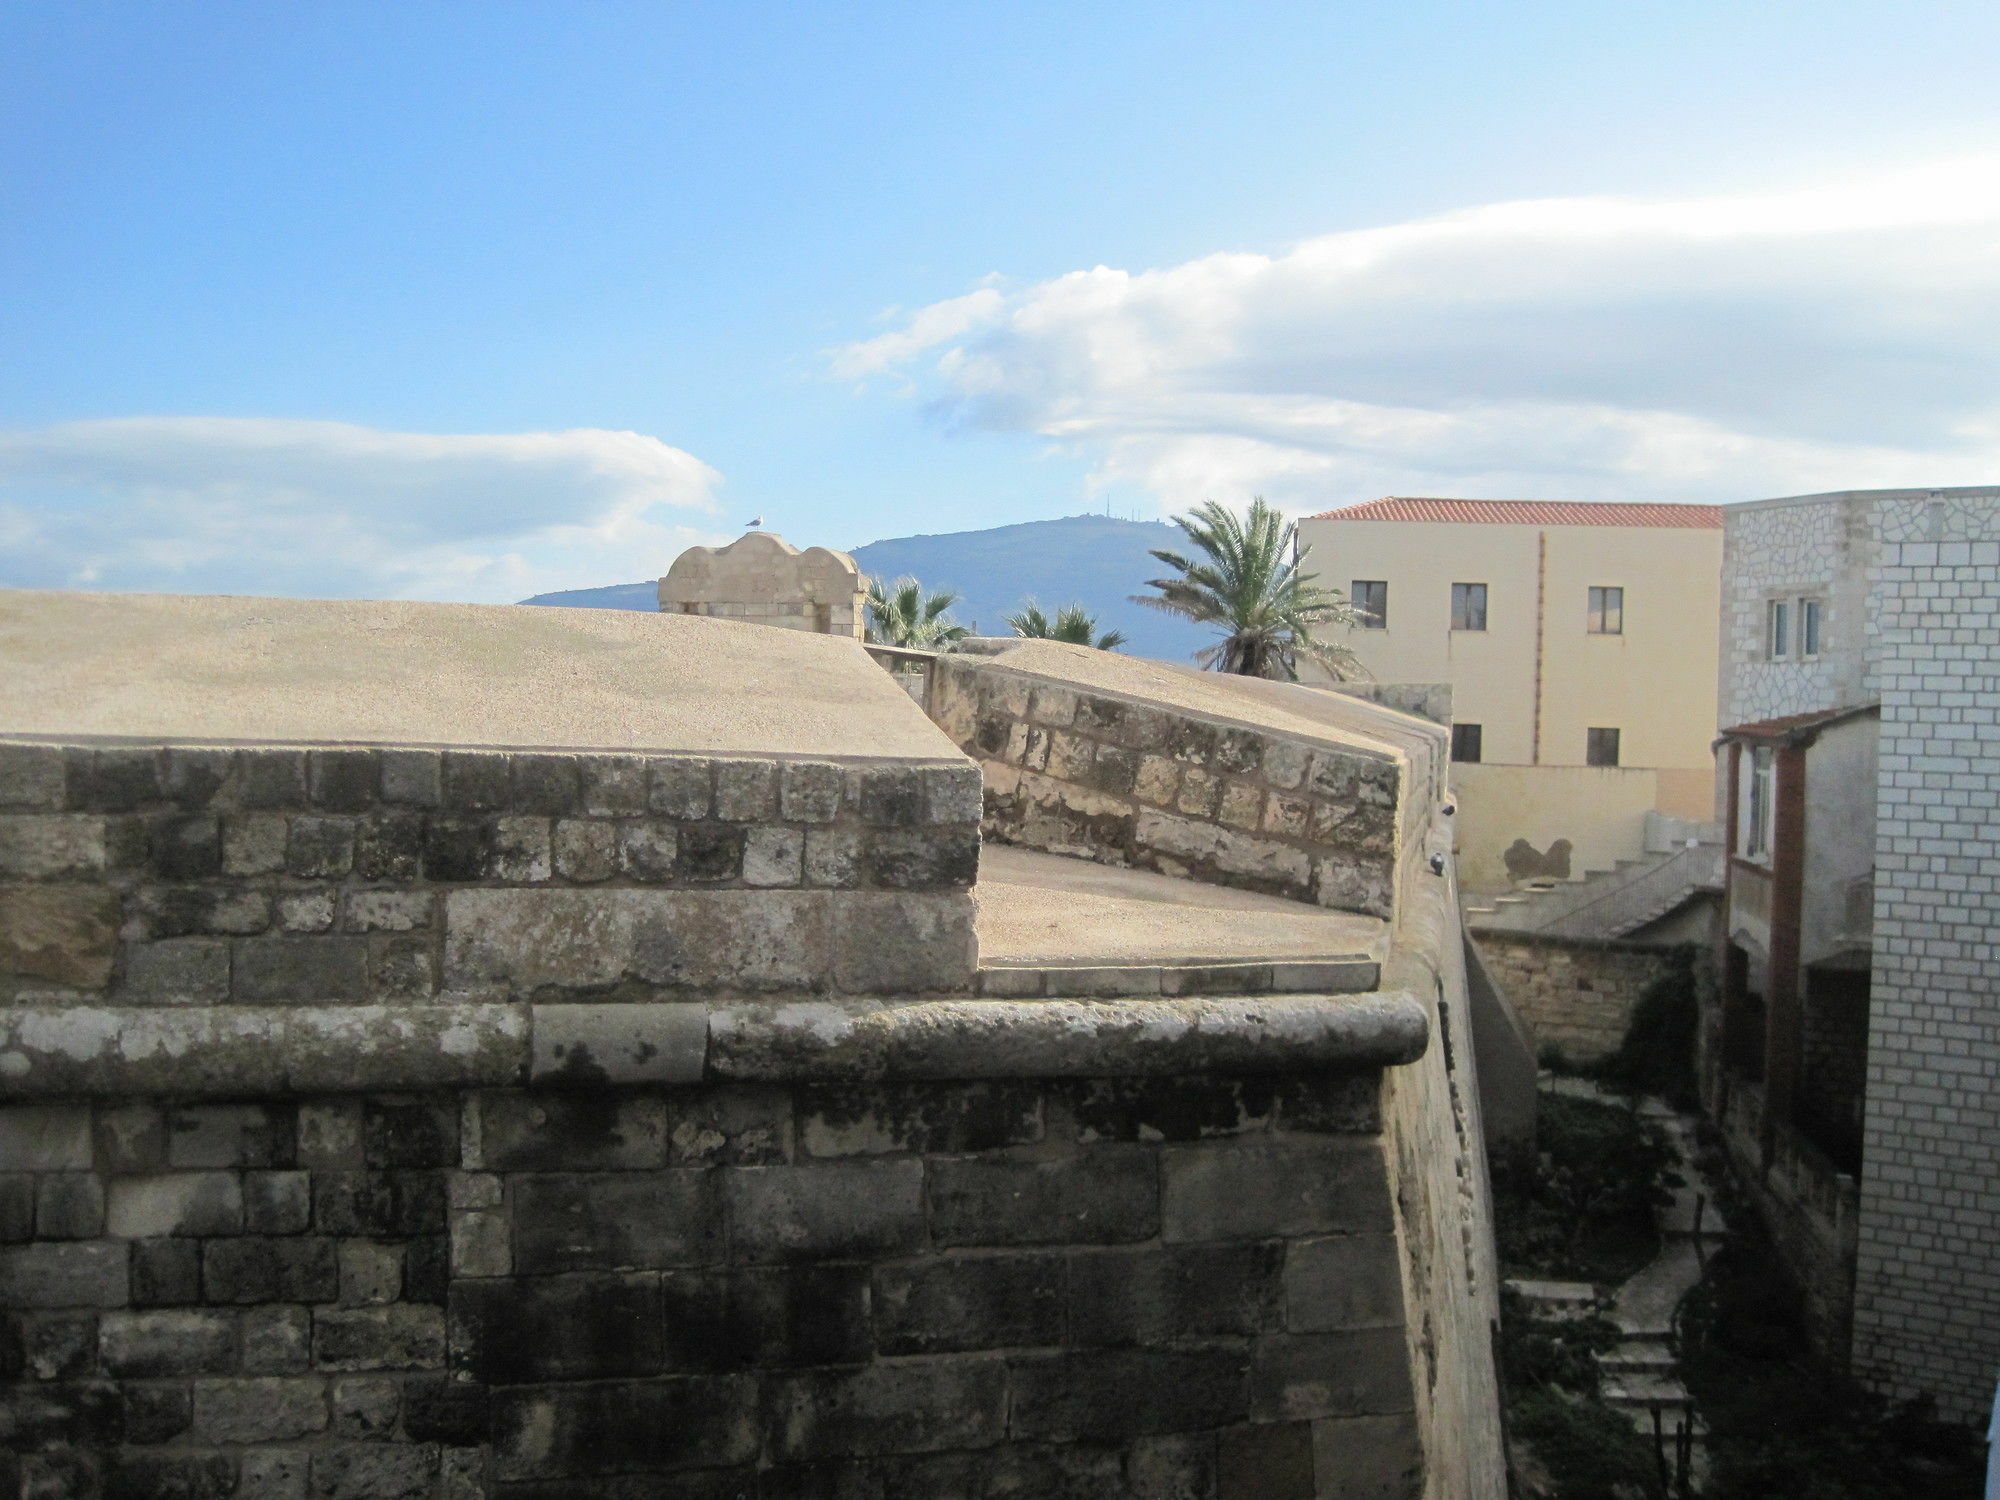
838, 154, 2000, 511
0, 417, 726, 601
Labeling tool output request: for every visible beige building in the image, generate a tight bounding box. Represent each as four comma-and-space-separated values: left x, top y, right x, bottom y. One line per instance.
660, 528, 867, 637
1297, 498, 1724, 890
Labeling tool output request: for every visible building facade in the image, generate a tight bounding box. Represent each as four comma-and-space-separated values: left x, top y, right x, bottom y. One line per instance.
1712, 485, 2000, 1423
1296, 498, 1723, 890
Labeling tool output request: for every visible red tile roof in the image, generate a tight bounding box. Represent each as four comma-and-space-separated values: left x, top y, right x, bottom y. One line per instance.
1308, 497, 1725, 528
1718, 704, 1878, 744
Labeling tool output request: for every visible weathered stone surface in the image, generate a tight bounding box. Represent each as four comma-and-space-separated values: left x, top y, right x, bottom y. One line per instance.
241, 1304, 313, 1374
168, 1102, 296, 1168
1249, 1327, 1414, 1420
714, 760, 779, 822
0, 884, 117, 987
314, 1171, 445, 1237
329, 1375, 401, 1439
470, 1092, 668, 1172
1009, 1348, 1249, 1441
310, 1441, 439, 1500
511, 1171, 723, 1273
930, 1152, 1158, 1247
552, 819, 618, 882
1311, 1410, 1423, 1498
491, 1376, 758, 1480
202, 1237, 339, 1304
765, 1358, 1007, 1461
106, 1173, 244, 1239
0, 1103, 93, 1168
797, 1081, 1041, 1157
1163, 1138, 1393, 1243
0, 1240, 129, 1307
233, 936, 370, 1004
1219, 1421, 1316, 1500
99, 1310, 237, 1377
830, 891, 976, 993
658, 1264, 872, 1372
1285, 1234, 1404, 1333
1068, 1243, 1284, 1346
780, 761, 844, 824
121, 936, 231, 1003
531, 1003, 706, 1087
130, 1237, 201, 1306
874, 1252, 1064, 1355
742, 826, 805, 888
313, 1304, 446, 1371
0, 742, 66, 809
0, 814, 105, 878
451, 1273, 663, 1383
728, 1161, 925, 1263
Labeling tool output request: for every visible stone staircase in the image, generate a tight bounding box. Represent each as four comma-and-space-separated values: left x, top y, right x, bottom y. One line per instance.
1465, 831, 1723, 942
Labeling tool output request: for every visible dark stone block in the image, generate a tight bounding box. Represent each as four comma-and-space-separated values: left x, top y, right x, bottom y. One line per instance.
1086, 745, 1140, 797
121, 1383, 193, 1445
765, 1359, 1008, 1463
71, 747, 162, 812
1072, 695, 1127, 735
160, 749, 233, 810
1213, 730, 1264, 776
130, 1239, 200, 1307
1218, 1422, 1314, 1500
353, 809, 426, 881
6, 1379, 123, 1448
237, 749, 309, 809
874, 1253, 1064, 1355
285, 816, 356, 878
928, 1150, 1159, 1247
973, 714, 1010, 758
309, 1442, 438, 1500
861, 827, 980, 891
403, 1235, 449, 1305
1248, 1328, 1414, 1421
714, 760, 779, 822
663, 1087, 791, 1167
443, 751, 513, 811
677, 824, 745, 883
0, 1174, 34, 1241
579, 755, 649, 817
512, 1172, 723, 1273
309, 749, 380, 811
659, 1265, 871, 1372
370, 934, 436, 998
105, 1452, 237, 1500
728, 1162, 924, 1264
201, 1236, 338, 1303
491, 1377, 759, 1480
363, 1098, 459, 1169
475, 1092, 669, 1172
152, 814, 222, 879
1008, 1348, 1249, 1442
313, 1171, 446, 1236
232, 935, 369, 1003
1162, 1140, 1391, 1243
312, 1304, 444, 1371
513, 754, 582, 815
36, 1174, 105, 1239
1070, 1077, 1278, 1144
167, 1101, 297, 1168
1272, 1075, 1381, 1135
242, 1172, 310, 1235
453, 1273, 664, 1383
856, 768, 924, 827
402, 1376, 489, 1445
650, 759, 714, 820
20, 1310, 98, 1379
131, 884, 269, 940
780, 761, 845, 824
1165, 720, 1219, 765
797, 1081, 1041, 1158
1067, 1244, 1284, 1346
424, 816, 494, 882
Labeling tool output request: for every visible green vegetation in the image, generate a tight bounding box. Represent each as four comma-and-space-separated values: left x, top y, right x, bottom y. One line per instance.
1495, 1092, 1677, 1285
1004, 600, 1127, 650
864, 575, 970, 649
1591, 955, 1702, 1112
1132, 496, 1363, 680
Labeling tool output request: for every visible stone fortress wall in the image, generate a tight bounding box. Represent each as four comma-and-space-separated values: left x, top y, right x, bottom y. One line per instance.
0, 591, 1505, 1498
660, 531, 868, 638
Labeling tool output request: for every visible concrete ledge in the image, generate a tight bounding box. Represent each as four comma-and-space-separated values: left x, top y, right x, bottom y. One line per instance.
0, 991, 1427, 1097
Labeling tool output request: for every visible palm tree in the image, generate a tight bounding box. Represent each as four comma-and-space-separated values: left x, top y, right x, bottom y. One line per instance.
865, 576, 970, 649
1004, 600, 1127, 651
1133, 497, 1364, 680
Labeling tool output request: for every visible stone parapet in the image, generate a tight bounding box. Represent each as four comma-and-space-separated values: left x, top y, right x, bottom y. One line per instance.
0, 741, 981, 1006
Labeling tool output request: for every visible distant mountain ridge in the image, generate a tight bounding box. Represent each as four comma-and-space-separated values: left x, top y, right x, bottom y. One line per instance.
519, 514, 1214, 661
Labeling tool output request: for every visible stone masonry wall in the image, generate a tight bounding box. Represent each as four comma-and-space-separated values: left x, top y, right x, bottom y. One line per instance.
928, 659, 1400, 919
0, 1072, 1425, 1499
1469, 933, 1690, 1066
0, 741, 981, 1007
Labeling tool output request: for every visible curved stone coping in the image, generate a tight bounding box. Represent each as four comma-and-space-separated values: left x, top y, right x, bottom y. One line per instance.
0, 992, 1428, 1098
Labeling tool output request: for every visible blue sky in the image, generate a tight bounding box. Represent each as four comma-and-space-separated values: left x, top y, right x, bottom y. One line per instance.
5, 0, 2000, 600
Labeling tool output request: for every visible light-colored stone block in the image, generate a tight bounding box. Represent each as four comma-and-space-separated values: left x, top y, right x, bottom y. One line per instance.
529, 1002, 707, 1086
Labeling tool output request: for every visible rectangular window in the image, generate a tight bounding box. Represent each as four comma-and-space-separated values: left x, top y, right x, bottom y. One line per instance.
1450, 582, 1488, 631
1767, 598, 1790, 659
1586, 727, 1621, 767
1587, 586, 1624, 634
1451, 723, 1483, 763
1744, 746, 1774, 856
1351, 580, 1388, 628
1800, 598, 1822, 658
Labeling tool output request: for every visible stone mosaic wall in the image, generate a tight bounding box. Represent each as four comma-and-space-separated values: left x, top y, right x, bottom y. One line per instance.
1719, 490, 1874, 727
0, 1073, 1427, 1499
0, 742, 981, 1006
1850, 501, 2000, 1424
928, 660, 1400, 918
1468, 933, 1690, 1065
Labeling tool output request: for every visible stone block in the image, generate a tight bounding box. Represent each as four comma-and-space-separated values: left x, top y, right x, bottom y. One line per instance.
450, 1209, 509, 1278
1069, 1076, 1277, 1143
202, 1237, 339, 1304
122, 1381, 194, 1444
298, 1101, 364, 1169
663, 1087, 791, 1167
122, 936, 230, 1004
728, 1161, 924, 1263
337, 1240, 402, 1306
243, 1171, 311, 1235
929, 1150, 1159, 1246
0, 1103, 93, 1169
422, 817, 493, 882
241, 1305, 313, 1374
804, 826, 862, 887
511, 1171, 723, 1273
368, 934, 436, 998
1045, 731, 1096, 783
798, 1081, 1041, 1158
130, 1238, 201, 1307
0, 814, 106, 878
236, 748, 309, 808
512, 753, 582, 816
1007, 1347, 1248, 1441
659, 1264, 872, 1372
714, 760, 779, 822
1219, 1421, 1315, 1500
402, 1376, 490, 1446
617, 819, 680, 881
70, 747, 162, 811
862, 826, 980, 891
1163, 1140, 1391, 1242
1311, 1411, 1422, 1498
99, 1309, 237, 1377
223, 813, 288, 875
1285, 1234, 1404, 1333
330, 1376, 401, 1439
1219, 781, 1266, 832
677, 823, 745, 882
470, 1092, 669, 1172
311, 1444, 440, 1500
831, 890, 976, 993
313, 1304, 446, 1371
451, 1273, 663, 1383
286, 815, 356, 878
353, 809, 426, 881
189, 1376, 330, 1443
874, 1252, 1064, 1355
362, 1098, 459, 1169
276, 887, 337, 933
781, 761, 845, 823
923, 764, 983, 824
160, 749, 236, 811
649, 758, 714, 820
168, 1103, 296, 1168
0, 1174, 32, 1241
104, 1453, 238, 1500
766, 1358, 1008, 1462
1134, 753, 1181, 806
743, 826, 805, 887
1068, 1243, 1284, 1346
489, 817, 553, 882
314, 1172, 446, 1236
0, 1240, 129, 1307
577, 754, 647, 817
379, 749, 442, 807
553, 819, 618, 882
856, 766, 926, 827
490, 1376, 758, 1481
531, 1002, 707, 1088
1274, 1075, 1382, 1135
232, 936, 369, 1003
442, 751, 511, 812
106, 1174, 244, 1239
19, 1309, 98, 1380
1250, 1328, 1413, 1421
0, 742, 65, 809
0, 883, 117, 987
